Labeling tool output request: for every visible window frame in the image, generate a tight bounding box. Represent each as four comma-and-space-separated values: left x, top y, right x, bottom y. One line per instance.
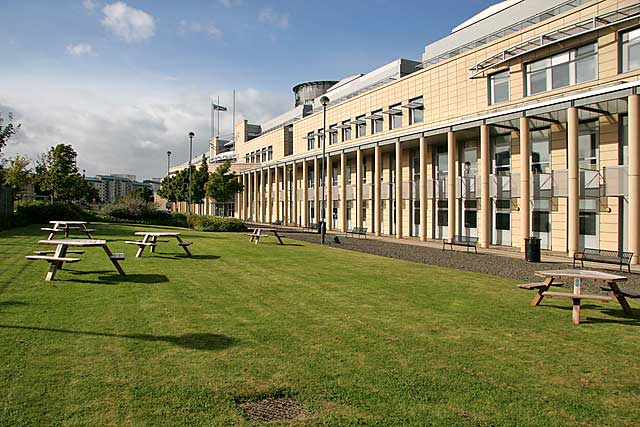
408, 97, 424, 125
329, 125, 338, 145
307, 131, 315, 151
488, 69, 510, 105
342, 120, 352, 142
619, 26, 640, 73
355, 115, 367, 138
389, 103, 402, 130
524, 42, 598, 96
372, 109, 383, 134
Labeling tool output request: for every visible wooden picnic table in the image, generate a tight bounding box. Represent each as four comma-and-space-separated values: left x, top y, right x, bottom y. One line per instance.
126, 231, 193, 257
533, 269, 629, 324
247, 228, 284, 245
43, 220, 95, 239
27, 239, 125, 281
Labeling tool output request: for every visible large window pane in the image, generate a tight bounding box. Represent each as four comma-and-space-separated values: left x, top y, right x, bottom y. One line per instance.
579, 211, 597, 235
576, 44, 596, 83
532, 211, 550, 233
489, 70, 510, 104
622, 28, 640, 72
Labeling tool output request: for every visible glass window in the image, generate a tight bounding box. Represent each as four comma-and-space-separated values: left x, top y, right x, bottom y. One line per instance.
496, 212, 510, 230
332, 163, 338, 185
362, 157, 367, 184
525, 43, 597, 95
261, 148, 266, 162
621, 28, 640, 73
245, 154, 249, 163
579, 211, 597, 235
620, 115, 629, 166
307, 132, 315, 151
389, 104, 402, 130
268, 146, 273, 161
464, 210, 477, 229
532, 211, 550, 233
489, 70, 510, 105
531, 128, 550, 174
372, 109, 383, 134
346, 162, 352, 185
308, 165, 314, 188
317, 129, 324, 148
409, 97, 424, 124
579, 121, 599, 170
356, 115, 366, 138
342, 121, 351, 141
437, 208, 448, 226
329, 125, 337, 145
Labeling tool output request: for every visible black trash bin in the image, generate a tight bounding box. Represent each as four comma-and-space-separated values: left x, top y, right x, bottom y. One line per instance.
525, 237, 541, 262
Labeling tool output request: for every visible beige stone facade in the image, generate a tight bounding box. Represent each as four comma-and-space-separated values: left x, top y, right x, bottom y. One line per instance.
236, 0, 640, 262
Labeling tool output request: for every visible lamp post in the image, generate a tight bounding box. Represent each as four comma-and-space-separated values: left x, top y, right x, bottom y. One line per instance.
167, 151, 172, 176
319, 95, 330, 244
188, 132, 194, 214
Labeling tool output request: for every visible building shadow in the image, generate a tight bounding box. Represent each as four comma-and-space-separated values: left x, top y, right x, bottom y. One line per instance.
0, 324, 235, 351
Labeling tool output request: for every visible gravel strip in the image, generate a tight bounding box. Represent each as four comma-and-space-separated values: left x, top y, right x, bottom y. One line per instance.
280, 230, 640, 294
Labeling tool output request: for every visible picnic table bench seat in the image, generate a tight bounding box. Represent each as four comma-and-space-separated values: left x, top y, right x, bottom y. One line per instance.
600, 287, 640, 299
25, 255, 81, 263
517, 282, 563, 290
573, 248, 633, 272
109, 253, 126, 261
542, 291, 612, 302
178, 241, 193, 247
443, 235, 478, 253
125, 240, 157, 246
345, 227, 368, 238
34, 249, 85, 255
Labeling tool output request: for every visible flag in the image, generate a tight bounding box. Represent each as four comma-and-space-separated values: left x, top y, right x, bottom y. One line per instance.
211, 102, 227, 111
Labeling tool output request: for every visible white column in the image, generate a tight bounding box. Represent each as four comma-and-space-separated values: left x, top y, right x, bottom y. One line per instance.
520, 116, 531, 253
267, 167, 272, 224
356, 148, 363, 229
396, 140, 403, 239
480, 124, 490, 249
447, 131, 456, 240
253, 171, 258, 222
419, 136, 427, 241
314, 157, 320, 224
567, 107, 579, 257
629, 95, 640, 263
340, 152, 347, 232
374, 145, 381, 236
327, 155, 333, 231
292, 163, 298, 226
302, 159, 308, 227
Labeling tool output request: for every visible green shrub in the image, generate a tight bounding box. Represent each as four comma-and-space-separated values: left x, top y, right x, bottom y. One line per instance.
188, 214, 247, 232
14, 201, 89, 227
100, 199, 187, 227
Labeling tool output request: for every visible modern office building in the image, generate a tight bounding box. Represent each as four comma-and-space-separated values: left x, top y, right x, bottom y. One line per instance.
85, 174, 152, 204
235, 0, 640, 262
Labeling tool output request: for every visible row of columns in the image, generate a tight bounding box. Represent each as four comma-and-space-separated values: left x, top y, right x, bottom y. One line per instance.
239, 97, 640, 262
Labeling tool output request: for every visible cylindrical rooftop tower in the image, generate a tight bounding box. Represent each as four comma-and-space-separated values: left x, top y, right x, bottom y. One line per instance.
292, 81, 338, 107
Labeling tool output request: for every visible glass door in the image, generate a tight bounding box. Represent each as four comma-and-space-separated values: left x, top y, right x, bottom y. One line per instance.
410, 149, 420, 237
579, 120, 599, 250
459, 141, 478, 239
530, 128, 551, 250
492, 133, 512, 246
434, 145, 448, 240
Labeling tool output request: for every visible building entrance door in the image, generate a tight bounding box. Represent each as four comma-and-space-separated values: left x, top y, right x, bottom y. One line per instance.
579, 120, 600, 250
459, 141, 478, 239
530, 128, 552, 250
434, 145, 448, 240
492, 134, 512, 246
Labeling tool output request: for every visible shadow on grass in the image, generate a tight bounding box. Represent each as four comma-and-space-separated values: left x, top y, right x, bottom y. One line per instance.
0, 324, 235, 350
541, 303, 640, 325
62, 273, 169, 285
0, 301, 28, 309
150, 254, 220, 260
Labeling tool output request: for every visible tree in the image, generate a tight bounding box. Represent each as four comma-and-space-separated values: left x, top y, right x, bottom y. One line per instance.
189, 156, 209, 204
36, 144, 86, 202
205, 160, 243, 203
0, 112, 20, 155
128, 187, 153, 203
3, 155, 32, 201
158, 175, 177, 202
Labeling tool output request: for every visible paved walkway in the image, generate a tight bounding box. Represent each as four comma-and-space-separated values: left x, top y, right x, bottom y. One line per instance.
271, 226, 640, 293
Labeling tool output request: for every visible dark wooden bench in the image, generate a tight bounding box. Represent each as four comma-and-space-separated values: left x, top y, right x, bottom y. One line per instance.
573, 248, 633, 272
345, 227, 368, 239
443, 235, 478, 253
600, 286, 640, 299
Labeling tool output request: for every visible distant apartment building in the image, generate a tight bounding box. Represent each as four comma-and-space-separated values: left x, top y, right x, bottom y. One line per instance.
85, 174, 152, 204
235, 0, 640, 264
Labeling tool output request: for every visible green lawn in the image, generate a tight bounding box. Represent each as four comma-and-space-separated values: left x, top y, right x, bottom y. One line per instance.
1, 224, 639, 426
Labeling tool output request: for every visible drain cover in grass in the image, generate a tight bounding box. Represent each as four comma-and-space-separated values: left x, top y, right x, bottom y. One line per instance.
238, 397, 306, 423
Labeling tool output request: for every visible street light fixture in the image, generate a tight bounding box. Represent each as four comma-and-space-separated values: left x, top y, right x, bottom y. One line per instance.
188, 132, 195, 214
167, 150, 172, 176
319, 95, 330, 245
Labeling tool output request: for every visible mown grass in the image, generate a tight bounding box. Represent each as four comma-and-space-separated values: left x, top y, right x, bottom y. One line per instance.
0, 224, 639, 426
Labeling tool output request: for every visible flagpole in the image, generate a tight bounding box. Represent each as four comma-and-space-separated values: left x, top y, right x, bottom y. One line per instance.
210, 100, 214, 139
232, 90, 235, 143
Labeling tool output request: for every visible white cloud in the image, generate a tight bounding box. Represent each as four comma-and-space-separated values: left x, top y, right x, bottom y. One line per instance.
0, 75, 289, 180
178, 20, 223, 40
65, 43, 95, 56
258, 7, 289, 29
82, 0, 99, 13
219, 0, 242, 8
101, 2, 155, 42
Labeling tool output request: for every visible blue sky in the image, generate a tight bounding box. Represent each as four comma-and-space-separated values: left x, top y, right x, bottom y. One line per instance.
0, 0, 497, 179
